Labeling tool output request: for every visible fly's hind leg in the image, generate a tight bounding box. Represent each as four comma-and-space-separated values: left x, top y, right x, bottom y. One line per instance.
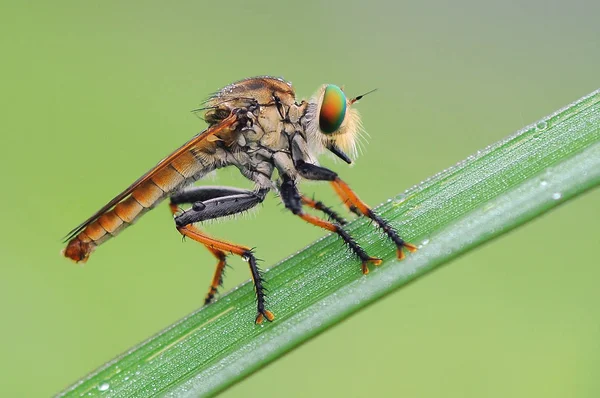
201, 246, 227, 305
169, 202, 226, 305
169, 186, 274, 323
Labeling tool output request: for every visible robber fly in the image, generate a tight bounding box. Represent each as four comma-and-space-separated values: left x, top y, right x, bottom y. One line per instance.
63, 76, 417, 324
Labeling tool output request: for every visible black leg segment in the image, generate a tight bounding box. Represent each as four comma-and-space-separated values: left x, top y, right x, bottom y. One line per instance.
173, 186, 268, 227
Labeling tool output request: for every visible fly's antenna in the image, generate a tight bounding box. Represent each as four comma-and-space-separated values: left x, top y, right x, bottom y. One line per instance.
350, 88, 378, 104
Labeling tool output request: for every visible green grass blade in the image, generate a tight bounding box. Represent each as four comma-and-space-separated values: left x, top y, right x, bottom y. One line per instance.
58, 89, 600, 397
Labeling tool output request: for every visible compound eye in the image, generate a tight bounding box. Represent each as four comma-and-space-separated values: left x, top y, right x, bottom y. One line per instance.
319, 84, 347, 134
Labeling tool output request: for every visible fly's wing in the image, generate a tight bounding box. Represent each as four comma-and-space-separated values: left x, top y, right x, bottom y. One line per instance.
64, 113, 239, 241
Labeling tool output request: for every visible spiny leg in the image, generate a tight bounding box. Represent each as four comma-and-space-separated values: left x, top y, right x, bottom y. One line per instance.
330, 177, 417, 259
294, 159, 417, 259
201, 243, 227, 305
176, 225, 273, 323
170, 186, 274, 322
280, 175, 380, 274
169, 202, 227, 305
300, 194, 348, 225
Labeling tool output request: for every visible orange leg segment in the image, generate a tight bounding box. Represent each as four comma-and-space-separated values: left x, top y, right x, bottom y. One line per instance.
177, 225, 250, 256
330, 182, 361, 216
331, 178, 418, 259
203, 245, 227, 305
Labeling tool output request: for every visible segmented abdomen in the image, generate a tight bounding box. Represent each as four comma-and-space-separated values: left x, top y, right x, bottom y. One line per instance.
63, 150, 211, 263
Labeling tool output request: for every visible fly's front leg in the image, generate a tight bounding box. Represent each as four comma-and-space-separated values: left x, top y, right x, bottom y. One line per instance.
295, 160, 417, 260
169, 186, 274, 323
330, 183, 362, 217
280, 175, 381, 274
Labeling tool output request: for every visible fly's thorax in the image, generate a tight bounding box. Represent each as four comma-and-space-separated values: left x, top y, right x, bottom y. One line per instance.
204, 76, 304, 153
205, 77, 297, 125
255, 105, 288, 150
239, 102, 302, 153
209, 77, 296, 107
286, 101, 307, 125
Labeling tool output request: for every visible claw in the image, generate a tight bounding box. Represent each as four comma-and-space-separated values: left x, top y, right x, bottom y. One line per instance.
255, 310, 275, 324
370, 257, 383, 266
361, 263, 369, 275
397, 242, 418, 260
404, 242, 418, 253
398, 249, 405, 260
362, 257, 382, 274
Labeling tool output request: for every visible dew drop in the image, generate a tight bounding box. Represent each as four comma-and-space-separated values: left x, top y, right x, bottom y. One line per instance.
552, 192, 562, 200
540, 180, 548, 187
419, 238, 430, 248
536, 121, 548, 131
98, 382, 110, 392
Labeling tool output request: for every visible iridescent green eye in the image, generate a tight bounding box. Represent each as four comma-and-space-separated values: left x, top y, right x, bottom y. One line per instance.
319, 84, 347, 134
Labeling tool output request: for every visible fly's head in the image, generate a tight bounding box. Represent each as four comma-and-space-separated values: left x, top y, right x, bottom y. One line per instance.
304, 84, 372, 165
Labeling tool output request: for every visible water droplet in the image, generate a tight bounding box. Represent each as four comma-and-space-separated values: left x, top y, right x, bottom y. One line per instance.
98, 382, 110, 392
536, 121, 548, 131
392, 193, 407, 207
419, 238, 430, 248
552, 192, 562, 200
540, 180, 548, 187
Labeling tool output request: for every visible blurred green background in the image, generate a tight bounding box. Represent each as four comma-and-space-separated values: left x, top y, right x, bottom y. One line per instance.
1, 1, 599, 396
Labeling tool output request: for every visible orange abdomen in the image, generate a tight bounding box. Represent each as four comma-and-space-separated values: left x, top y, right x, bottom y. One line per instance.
63, 161, 204, 263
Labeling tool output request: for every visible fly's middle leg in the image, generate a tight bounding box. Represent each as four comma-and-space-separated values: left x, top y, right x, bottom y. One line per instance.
294, 160, 417, 260
299, 194, 348, 225
169, 186, 274, 323
279, 175, 381, 274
